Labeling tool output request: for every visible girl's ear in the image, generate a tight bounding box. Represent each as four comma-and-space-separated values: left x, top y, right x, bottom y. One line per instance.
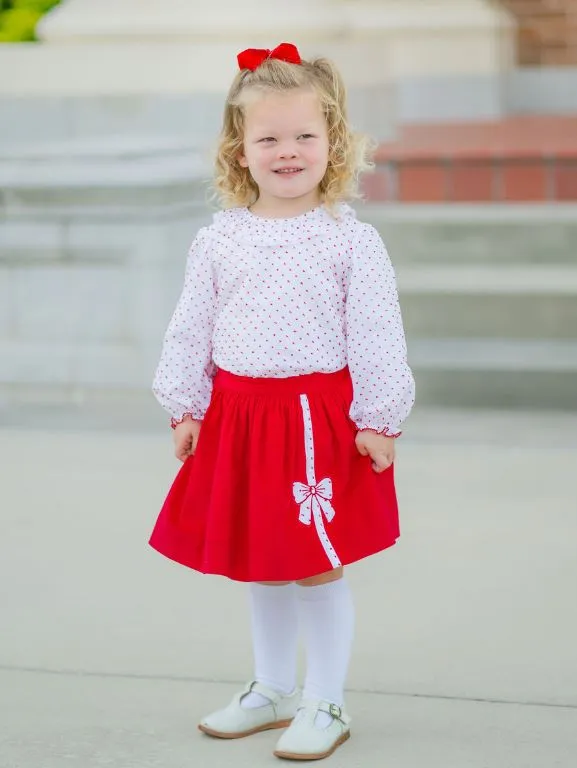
238, 152, 249, 168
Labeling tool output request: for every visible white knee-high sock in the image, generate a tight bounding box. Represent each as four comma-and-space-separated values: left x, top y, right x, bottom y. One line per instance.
297, 579, 355, 708
243, 583, 299, 708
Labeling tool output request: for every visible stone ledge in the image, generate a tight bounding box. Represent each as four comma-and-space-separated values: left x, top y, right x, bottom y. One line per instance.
358, 201, 577, 221
397, 265, 577, 294
38, 0, 346, 42
409, 338, 577, 371
0, 136, 209, 188
0, 136, 212, 220
366, 115, 577, 202
0, 340, 156, 388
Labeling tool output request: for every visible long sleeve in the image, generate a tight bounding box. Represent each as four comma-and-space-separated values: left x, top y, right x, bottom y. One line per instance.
152, 230, 217, 423
346, 224, 415, 436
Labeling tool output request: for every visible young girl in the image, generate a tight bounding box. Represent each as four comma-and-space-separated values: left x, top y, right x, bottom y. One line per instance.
150, 42, 415, 761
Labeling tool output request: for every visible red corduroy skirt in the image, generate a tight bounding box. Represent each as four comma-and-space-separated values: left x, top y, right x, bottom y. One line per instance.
149, 368, 400, 582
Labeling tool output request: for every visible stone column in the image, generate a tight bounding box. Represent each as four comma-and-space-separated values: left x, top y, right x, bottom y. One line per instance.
339, 0, 515, 122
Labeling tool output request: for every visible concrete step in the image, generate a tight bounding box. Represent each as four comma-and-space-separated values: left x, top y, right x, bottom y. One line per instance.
409, 339, 577, 410
358, 204, 577, 265
397, 265, 577, 339
357, 205, 577, 408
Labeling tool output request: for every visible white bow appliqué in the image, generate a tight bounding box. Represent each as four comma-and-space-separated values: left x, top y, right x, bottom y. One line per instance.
292, 478, 336, 526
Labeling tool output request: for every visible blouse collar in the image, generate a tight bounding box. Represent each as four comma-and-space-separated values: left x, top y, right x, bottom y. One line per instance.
211, 203, 356, 246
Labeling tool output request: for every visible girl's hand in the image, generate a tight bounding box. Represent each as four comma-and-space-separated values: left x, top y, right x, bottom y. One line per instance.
355, 430, 396, 473
173, 418, 202, 462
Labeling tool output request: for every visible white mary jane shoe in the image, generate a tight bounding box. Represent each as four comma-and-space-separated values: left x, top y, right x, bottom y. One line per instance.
198, 681, 300, 739
273, 699, 351, 761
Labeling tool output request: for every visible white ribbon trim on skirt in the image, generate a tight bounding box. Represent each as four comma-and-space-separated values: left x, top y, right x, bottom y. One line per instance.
292, 394, 342, 569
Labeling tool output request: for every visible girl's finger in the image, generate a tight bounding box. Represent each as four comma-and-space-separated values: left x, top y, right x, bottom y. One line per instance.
176, 443, 191, 462
372, 455, 393, 472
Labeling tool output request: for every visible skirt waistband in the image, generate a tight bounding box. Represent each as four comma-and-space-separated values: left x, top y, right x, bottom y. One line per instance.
214, 367, 351, 396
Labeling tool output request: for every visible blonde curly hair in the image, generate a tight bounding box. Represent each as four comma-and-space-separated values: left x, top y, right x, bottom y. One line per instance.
214, 55, 373, 210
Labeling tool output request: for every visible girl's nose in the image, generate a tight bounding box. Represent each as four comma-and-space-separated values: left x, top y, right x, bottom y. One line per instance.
278, 143, 298, 159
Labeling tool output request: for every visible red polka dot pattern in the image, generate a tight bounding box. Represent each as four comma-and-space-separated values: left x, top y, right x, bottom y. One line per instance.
152, 204, 415, 435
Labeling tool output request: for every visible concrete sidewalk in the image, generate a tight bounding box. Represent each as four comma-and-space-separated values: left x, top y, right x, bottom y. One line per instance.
1, 407, 576, 767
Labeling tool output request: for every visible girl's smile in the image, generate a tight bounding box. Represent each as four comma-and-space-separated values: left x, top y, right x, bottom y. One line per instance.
273, 167, 304, 174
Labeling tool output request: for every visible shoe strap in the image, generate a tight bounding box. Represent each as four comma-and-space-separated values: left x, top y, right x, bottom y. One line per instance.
300, 698, 352, 726
244, 680, 286, 704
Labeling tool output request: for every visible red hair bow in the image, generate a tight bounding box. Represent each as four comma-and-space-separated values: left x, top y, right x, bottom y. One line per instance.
237, 42, 302, 72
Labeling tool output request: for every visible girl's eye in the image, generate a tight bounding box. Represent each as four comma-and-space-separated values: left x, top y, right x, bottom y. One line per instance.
299, 134, 314, 140
260, 137, 276, 143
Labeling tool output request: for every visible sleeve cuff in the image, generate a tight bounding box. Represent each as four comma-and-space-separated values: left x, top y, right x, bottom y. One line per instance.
170, 412, 197, 430
356, 426, 402, 438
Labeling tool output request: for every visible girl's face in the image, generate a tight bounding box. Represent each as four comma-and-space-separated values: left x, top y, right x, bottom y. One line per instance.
238, 88, 330, 217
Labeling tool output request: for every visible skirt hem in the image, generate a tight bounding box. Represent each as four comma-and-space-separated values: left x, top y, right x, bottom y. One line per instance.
148, 529, 399, 583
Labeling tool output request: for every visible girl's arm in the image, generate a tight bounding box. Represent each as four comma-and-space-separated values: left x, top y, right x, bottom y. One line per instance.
152, 230, 216, 427
345, 224, 415, 437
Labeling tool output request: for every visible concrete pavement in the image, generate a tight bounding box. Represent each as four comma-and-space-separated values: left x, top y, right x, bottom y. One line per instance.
1, 405, 576, 767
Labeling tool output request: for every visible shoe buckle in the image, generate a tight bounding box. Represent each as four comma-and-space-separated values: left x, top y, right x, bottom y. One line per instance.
329, 703, 342, 719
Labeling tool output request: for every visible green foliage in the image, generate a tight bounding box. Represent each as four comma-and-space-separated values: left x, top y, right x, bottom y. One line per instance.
0, 0, 60, 42
0, 8, 42, 41
12, 0, 61, 11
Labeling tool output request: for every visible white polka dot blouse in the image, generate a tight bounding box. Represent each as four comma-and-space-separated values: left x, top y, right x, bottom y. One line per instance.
153, 203, 415, 436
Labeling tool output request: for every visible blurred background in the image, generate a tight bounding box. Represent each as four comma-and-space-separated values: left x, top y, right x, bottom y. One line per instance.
0, 0, 576, 422
1, 6, 577, 767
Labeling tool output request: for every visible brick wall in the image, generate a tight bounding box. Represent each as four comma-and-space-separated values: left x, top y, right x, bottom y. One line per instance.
501, 0, 577, 65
